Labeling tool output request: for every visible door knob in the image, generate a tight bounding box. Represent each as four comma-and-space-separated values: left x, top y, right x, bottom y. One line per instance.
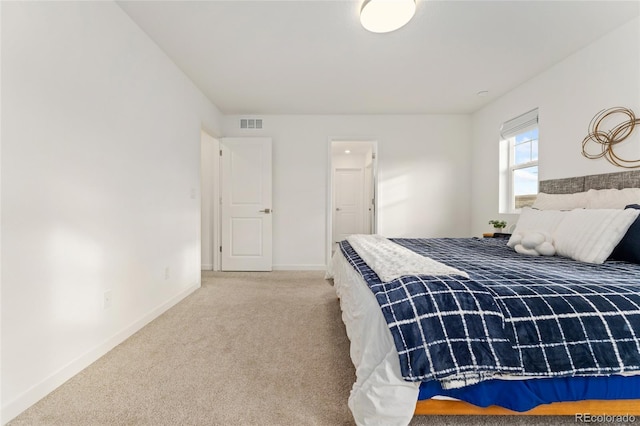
259, 208, 271, 214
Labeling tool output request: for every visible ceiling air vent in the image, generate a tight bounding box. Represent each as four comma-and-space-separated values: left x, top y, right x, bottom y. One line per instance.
240, 118, 263, 129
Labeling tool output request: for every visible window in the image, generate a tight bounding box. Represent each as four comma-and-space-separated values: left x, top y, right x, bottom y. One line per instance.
499, 109, 539, 213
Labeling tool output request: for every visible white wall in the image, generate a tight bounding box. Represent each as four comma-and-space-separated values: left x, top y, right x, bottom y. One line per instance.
470, 16, 640, 236
1, 2, 222, 422
222, 115, 472, 269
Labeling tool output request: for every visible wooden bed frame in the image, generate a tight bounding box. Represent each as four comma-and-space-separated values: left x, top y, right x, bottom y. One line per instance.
412, 169, 640, 417
415, 398, 640, 416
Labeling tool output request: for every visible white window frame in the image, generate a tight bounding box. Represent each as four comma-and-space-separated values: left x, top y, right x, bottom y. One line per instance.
508, 138, 538, 212
499, 108, 539, 214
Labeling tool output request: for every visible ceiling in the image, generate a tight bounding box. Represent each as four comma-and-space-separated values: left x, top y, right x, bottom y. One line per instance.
117, 1, 640, 115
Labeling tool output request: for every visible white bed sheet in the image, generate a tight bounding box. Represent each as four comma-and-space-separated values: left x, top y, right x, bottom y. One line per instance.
328, 249, 419, 426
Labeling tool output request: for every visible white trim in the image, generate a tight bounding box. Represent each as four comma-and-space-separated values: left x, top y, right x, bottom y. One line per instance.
510, 160, 538, 171
212, 137, 221, 271
200, 131, 221, 272
1, 282, 200, 424
503, 128, 539, 213
272, 264, 327, 271
326, 139, 333, 268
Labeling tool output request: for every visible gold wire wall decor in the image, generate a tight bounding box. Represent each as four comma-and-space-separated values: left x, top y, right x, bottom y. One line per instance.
581, 107, 640, 168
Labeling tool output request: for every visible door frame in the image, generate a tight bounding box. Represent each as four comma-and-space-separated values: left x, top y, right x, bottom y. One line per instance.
200, 130, 221, 271
326, 138, 378, 266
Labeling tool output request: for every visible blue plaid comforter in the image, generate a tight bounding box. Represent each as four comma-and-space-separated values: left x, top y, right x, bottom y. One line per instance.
338, 238, 640, 388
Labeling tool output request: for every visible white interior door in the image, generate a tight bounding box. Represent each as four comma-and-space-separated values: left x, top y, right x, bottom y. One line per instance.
221, 137, 272, 271
333, 168, 364, 243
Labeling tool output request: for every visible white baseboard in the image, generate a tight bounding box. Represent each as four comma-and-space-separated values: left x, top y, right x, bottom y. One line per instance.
1, 282, 200, 425
272, 264, 327, 271
201, 263, 213, 270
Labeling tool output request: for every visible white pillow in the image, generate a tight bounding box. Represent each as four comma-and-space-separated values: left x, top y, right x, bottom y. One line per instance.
553, 208, 640, 264
531, 192, 588, 210
586, 188, 640, 209
507, 208, 566, 248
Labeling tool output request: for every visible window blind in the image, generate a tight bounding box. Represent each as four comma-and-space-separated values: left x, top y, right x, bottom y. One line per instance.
500, 108, 538, 139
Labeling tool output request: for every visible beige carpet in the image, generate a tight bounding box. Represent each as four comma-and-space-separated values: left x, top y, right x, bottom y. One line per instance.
9, 271, 575, 425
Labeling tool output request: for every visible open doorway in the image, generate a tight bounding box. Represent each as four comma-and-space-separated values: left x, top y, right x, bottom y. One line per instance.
327, 139, 378, 262
200, 130, 220, 271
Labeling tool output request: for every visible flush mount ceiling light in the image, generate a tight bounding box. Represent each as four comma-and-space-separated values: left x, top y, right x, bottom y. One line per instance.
360, 0, 416, 33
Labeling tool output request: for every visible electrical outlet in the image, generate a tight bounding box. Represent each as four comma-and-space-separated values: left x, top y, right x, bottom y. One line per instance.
164, 267, 170, 280
103, 290, 112, 310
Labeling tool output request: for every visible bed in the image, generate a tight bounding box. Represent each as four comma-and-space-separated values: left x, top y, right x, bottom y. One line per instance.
327, 170, 640, 425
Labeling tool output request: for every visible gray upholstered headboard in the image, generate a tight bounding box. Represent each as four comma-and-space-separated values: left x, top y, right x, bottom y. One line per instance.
539, 170, 640, 194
